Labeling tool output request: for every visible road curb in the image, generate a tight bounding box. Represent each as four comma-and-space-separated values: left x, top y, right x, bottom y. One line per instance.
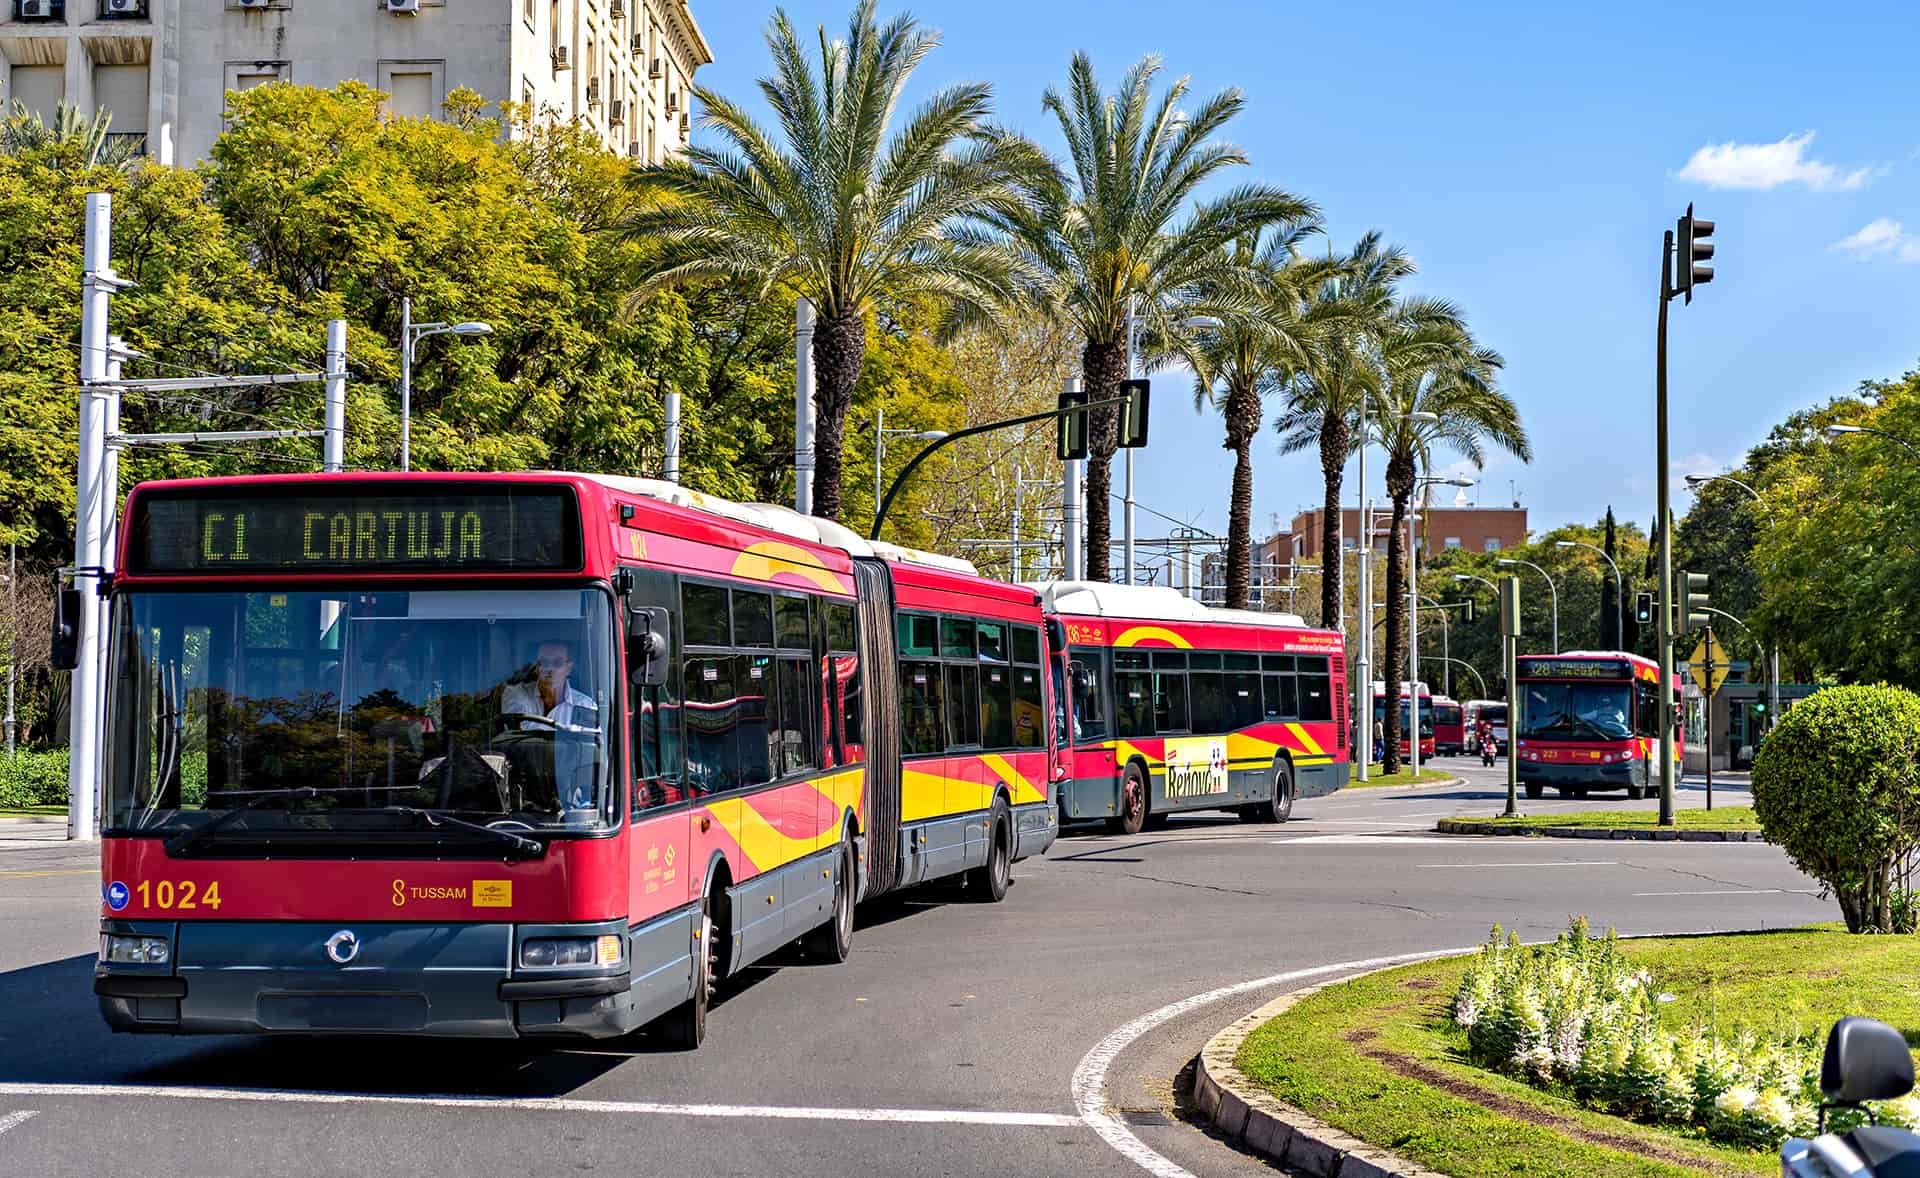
1191, 975, 1447, 1178
0, 815, 68, 826
1341, 775, 1466, 793
1433, 818, 1763, 842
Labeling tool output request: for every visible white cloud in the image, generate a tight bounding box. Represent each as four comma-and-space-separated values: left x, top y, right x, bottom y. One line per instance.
1831, 217, 1920, 263
1677, 131, 1871, 192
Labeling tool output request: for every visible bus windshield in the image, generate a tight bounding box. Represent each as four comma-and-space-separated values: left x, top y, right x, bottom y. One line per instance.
106, 587, 615, 836
1373, 697, 1434, 737
1518, 682, 1632, 742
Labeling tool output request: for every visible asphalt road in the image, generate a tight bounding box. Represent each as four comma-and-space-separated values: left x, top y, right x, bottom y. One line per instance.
0, 760, 1828, 1177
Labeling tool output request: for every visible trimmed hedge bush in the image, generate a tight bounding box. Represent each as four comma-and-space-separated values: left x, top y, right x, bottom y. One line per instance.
1751, 684, 1920, 933
0, 749, 69, 809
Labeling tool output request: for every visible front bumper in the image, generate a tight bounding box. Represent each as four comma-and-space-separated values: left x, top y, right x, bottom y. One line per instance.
96, 916, 675, 1039
1518, 759, 1643, 789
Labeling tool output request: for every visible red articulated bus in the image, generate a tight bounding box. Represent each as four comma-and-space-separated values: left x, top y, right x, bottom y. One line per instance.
1034, 582, 1349, 834
1513, 650, 1683, 800
92, 473, 1058, 1047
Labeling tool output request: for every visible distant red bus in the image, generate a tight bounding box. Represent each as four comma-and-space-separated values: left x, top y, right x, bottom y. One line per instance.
1432, 696, 1466, 756
1036, 583, 1349, 834
1514, 650, 1682, 799
92, 473, 1057, 1048
1370, 681, 1436, 760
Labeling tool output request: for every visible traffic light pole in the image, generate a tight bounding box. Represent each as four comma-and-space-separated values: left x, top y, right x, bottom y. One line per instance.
870, 394, 1130, 541
1656, 229, 1677, 827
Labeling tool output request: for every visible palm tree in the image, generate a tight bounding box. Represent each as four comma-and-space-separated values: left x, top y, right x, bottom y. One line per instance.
1272, 234, 1416, 630
0, 101, 144, 171
1373, 321, 1528, 772
996, 53, 1313, 581
620, 1, 1042, 524
1170, 225, 1334, 608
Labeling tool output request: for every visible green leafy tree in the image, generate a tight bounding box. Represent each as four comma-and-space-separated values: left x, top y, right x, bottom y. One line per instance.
996, 53, 1313, 581
1374, 320, 1527, 771
1, 101, 144, 172
620, 0, 1041, 524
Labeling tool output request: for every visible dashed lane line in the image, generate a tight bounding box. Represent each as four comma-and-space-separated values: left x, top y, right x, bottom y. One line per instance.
1417, 860, 1618, 868
0, 1110, 38, 1136
0, 1084, 1080, 1128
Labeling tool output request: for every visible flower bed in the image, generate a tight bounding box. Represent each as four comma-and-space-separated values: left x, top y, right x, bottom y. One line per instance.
1452, 919, 1920, 1150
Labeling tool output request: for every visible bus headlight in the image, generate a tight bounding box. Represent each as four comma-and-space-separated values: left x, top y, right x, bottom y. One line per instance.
521, 935, 623, 969
100, 934, 169, 964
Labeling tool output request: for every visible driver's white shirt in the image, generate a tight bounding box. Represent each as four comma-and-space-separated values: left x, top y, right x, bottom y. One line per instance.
501, 681, 600, 733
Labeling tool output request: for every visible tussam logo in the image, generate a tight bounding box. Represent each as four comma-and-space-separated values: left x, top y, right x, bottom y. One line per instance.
390, 880, 470, 907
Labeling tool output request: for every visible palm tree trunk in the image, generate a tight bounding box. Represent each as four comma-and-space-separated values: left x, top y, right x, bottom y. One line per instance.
1223, 377, 1260, 610
1082, 339, 1125, 582
809, 306, 867, 524
1381, 448, 1416, 775
1318, 407, 1348, 628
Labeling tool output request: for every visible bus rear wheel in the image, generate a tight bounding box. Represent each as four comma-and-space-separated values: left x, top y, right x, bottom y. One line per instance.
1525, 782, 1544, 800
1239, 760, 1294, 824
1107, 765, 1147, 836
802, 836, 855, 962
965, 799, 1012, 903
1627, 784, 1646, 800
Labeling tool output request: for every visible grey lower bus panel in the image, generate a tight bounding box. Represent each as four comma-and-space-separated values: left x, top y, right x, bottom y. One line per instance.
1012, 800, 1057, 860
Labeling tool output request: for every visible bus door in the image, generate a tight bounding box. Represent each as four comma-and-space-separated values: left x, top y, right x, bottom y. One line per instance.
1064, 645, 1116, 814
622, 567, 694, 998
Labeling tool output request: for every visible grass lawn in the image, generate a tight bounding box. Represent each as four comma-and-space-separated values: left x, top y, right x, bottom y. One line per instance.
0, 805, 65, 818
1234, 927, 1920, 1177
1347, 763, 1456, 788
1448, 806, 1760, 832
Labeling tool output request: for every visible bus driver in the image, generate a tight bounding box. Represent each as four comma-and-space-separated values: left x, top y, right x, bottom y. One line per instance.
500, 638, 602, 813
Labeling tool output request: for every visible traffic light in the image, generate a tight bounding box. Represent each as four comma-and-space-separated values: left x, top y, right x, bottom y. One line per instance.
1675, 204, 1714, 304
1118, 378, 1151, 449
1634, 591, 1653, 626
1681, 571, 1710, 629
1057, 389, 1089, 461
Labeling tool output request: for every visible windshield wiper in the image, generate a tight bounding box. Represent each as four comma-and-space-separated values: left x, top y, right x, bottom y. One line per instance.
387, 807, 546, 859
164, 786, 329, 855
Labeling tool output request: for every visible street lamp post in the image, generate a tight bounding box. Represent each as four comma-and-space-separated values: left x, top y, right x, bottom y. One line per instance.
1554, 540, 1624, 649
1683, 472, 1782, 729
873, 407, 950, 531
1498, 558, 1558, 653
1825, 423, 1920, 464
399, 296, 493, 472
1419, 595, 1451, 697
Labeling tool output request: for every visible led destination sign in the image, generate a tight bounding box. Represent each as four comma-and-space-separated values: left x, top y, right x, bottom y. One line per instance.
1515, 657, 1633, 681
132, 486, 582, 574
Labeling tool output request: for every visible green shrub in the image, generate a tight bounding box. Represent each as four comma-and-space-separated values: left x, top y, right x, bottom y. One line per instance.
0, 749, 69, 809
1751, 684, 1920, 933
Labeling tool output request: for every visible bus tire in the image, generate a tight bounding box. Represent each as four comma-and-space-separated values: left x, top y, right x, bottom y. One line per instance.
659, 892, 713, 1050
1525, 782, 1544, 800
1107, 764, 1147, 836
802, 835, 856, 962
1241, 760, 1294, 824
1626, 784, 1646, 800
965, 799, 1012, 903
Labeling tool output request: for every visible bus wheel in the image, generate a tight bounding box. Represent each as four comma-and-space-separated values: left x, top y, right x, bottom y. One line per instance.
1525, 782, 1544, 800
1241, 760, 1293, 824
965, 799, 1012, 903
659, 893, 712, 1050
802, 836, 856, 962
1107, 765, 1147, 836
1627, 784, 1646, 800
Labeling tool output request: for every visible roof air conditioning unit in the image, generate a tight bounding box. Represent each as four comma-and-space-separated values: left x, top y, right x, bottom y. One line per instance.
18, 0, 53, 13
387, 0, 420, 11
104, 0, 145, 16
648, 57, 662, 79
551, 44, 570, 71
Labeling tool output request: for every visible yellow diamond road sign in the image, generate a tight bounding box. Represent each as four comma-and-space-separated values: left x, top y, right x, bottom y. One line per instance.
1689, 628, 1730, 695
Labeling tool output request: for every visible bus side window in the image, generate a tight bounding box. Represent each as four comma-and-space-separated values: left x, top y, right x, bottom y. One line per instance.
1297, 656, 1333, 722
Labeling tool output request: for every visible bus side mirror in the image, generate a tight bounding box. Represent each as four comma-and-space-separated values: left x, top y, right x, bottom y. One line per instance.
627, 606, 669, 688
50, 586, 82, 671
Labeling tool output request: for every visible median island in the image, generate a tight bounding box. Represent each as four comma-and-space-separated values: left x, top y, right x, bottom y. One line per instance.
1231, 923, 1920, 1177
1438, 806, 1760, 835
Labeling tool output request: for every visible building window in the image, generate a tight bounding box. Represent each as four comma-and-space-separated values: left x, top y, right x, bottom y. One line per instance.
1444, 536, 1462, 550
7, 65, 65, 122
379, 61, 445, 121
93, 64, 149, 156
1341, 537, 1355, 552
1483, 538, 1502, 552
225, 62, 290, 105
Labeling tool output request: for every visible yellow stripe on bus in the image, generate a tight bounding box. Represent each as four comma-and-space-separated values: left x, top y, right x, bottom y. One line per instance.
980, 754, 1048, 806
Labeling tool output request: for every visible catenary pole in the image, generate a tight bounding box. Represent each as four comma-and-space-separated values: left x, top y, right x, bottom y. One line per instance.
1656, 230, 1677, 827
1063, 377, 1083, 581
324, 318, 347, 473
4, 541, 14, 756
1123, 297, 1138, 584
68, 192, 117, 842
663, 390, 682, 484
795, 297, 815, 515
399, 295, 413, 471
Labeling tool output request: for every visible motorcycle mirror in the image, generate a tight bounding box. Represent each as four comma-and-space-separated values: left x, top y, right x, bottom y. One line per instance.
1821, 1016, 1915, 1106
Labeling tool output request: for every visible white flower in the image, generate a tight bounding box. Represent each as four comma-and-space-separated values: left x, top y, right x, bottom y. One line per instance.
1716, 1086, 1758, 1118
1750, 1090, 1794, 1129
1656, 993, 1676, 1004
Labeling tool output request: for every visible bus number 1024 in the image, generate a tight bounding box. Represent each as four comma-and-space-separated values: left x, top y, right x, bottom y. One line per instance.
135, 879, 223, 910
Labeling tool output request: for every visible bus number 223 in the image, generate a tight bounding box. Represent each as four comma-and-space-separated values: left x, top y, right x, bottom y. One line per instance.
135, 880, 223, 910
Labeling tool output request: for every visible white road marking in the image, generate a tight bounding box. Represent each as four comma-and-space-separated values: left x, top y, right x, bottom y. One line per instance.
1418, 860, 1618, 868
0, 1085, 1079, 1128
1275, 835, 1490, 845
1633, 888, 1819, 897
0, 1110, 38, 1136
1070, 947, 1473, 1178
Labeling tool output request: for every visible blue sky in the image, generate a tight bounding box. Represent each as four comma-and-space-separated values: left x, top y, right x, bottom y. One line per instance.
690, 1, 1920, 541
